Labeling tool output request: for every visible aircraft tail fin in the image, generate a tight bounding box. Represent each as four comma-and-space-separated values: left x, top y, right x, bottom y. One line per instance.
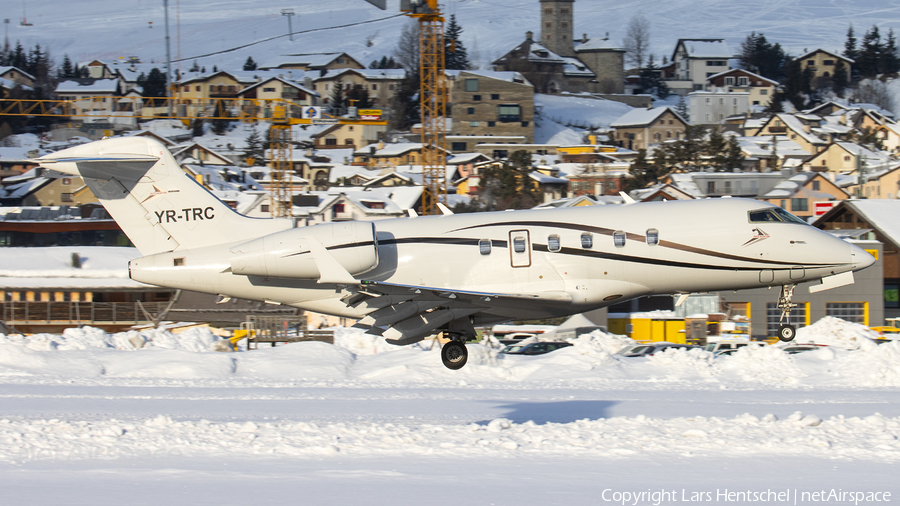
38, 137, 292, 255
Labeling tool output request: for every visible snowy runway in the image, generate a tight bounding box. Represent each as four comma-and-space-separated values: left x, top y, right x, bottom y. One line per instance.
2, 324, 900, 504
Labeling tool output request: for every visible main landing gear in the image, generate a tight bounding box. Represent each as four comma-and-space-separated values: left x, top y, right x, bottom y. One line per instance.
441, 335, 469, 370
777, 284, 797, 342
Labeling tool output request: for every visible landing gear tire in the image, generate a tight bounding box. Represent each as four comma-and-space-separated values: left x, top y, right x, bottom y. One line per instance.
441, 341, 468, 370
778, 324, 796, 342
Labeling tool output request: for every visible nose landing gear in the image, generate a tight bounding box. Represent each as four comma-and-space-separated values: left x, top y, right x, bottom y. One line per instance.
777, 284, 797, 342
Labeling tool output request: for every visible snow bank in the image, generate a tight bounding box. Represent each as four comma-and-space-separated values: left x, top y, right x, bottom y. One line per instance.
792, 316, 880, 350
3, 410, 899, 463
0, 326, 223, 352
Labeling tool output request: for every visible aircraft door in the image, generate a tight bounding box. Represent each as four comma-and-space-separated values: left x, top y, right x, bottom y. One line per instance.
509, 230, 531, 268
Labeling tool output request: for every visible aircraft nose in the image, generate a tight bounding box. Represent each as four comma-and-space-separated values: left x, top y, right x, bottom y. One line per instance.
849, 243, 876, 271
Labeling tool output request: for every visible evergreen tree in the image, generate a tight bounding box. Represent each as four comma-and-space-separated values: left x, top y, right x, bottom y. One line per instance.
625, 148, 655, 191
329, 80, 345, 114
859, 25, 883, 78
191, 118, 204, 138
724, 136, 744, 172
243, 128, 264, 163
211, 102, 231, 135
882, 28, 899, 75
243, 57, 257, 71
706, 128, 727, 170
764, 91, 785, 113
844, 24, 859, 62
137, 68, 167, 98
739, 33, 786, 80
676, 95, 688, 119
783, 58, 808, 110
445, 14, 470, 70
58, 54, 74, 80
832, 61, 849, 97
345, 86, 372, 109
12, 41, 26, 70
477, 150, 540, 210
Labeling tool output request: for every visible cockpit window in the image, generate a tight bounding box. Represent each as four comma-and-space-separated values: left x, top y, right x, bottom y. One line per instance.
748, 208, 808, 225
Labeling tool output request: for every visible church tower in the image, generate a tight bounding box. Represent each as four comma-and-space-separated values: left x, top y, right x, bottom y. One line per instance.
540, 0, 575, 57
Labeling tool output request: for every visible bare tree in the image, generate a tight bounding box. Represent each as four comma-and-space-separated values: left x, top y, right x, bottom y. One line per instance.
393, 20, 420, 73
854, 78, 895, 113
623, 14, 651, 70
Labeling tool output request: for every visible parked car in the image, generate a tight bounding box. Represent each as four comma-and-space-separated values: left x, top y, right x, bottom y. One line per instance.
501, 342, 572, 355
616, 343, 695, 357
704, 341, 752, 353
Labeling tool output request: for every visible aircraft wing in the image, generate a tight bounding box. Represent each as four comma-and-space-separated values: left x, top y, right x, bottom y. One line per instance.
343, 280, 572, 346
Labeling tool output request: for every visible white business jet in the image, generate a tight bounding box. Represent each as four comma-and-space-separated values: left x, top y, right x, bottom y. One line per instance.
38, 137, 875, 369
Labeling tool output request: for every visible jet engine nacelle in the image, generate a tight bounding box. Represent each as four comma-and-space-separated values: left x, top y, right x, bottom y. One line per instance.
229, 221, 378, 280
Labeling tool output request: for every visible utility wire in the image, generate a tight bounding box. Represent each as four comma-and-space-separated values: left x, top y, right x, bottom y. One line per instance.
173, 13, 405, 63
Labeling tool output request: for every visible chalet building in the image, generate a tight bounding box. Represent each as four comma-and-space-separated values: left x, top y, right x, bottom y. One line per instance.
312, 68, 405, 110
758, 171, 849, 218
0, 66, 35, 88
797, 49, 854, 90
447, 70, 536, 143
237, 77, 318, 107
312, 122, 386, 150
705, 68, 777, 107
751, 113, 828, 155
668, 38, 732, 95
610, 107, 688, 151
803, 141, 891, 174
259, 53, 365, 73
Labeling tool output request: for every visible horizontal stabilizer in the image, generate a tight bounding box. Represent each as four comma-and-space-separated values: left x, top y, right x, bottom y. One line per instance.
809, 271, 854, 293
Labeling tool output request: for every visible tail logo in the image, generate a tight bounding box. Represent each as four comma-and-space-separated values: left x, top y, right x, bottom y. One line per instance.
141, 185, 180, 204
742, 227, 770, 247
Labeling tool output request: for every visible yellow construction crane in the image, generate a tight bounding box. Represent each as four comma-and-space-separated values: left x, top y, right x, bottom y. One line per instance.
368, 0, 447, 215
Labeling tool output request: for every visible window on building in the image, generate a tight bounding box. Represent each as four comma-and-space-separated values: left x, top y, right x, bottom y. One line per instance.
826, 302, 866, 324
389, 84, 395, 90
791, 198, 809, 212
62, 178, 72, 185
61, 193, 74, 203
705, 98, 710, 104
812, 180, 820, 191
707, 181, 715, 194
548, 235, 561, 252
491, 94, 500, 100
738, 77, 748, 86
497, 104, 521, 122
263, 87, 275, 92
886, 284, 899, 309
195, 85, 200, 91
473, 95, 482, 101
760, 89, 768, 95
823, 59, 834, 66
613, 231, 626, 247
465, 79, 478, 92
521, 121, 529, 127
807, 60, 815, 66
479, 239, 492, 255
767, 302, 807, 335
452, 142, 467, 151
470, 121, 479, 127
487, 121, 496, 127
467, 107, 475, 115
372, 84, 377, 90
345, 139, 354, 145
725, 77, 734, 85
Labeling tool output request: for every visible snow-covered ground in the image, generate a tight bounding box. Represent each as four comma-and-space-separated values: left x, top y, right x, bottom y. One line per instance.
2, 319, 899, 504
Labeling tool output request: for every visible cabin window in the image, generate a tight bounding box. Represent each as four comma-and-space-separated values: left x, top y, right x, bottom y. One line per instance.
513, 237, 527, 253
581, 233, 593, 249
465, 79, 478, 92
646, 229, 659, 245
479, 239, 492, 255
613, 231, 626, 247
173, 257, 185, 267
548, 235, 561, 252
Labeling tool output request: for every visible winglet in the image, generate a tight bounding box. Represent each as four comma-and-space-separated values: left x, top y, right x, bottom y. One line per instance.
407, 208, 418, 217
300, 236, 358, 285
437, 202, 454, 215
619, 191, 636, 204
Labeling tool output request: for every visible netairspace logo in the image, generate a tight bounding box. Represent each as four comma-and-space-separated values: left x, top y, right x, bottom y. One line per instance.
601, 488, 892, 505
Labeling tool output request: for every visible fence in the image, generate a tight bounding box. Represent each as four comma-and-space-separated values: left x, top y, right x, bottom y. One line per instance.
0, 301, 169, 326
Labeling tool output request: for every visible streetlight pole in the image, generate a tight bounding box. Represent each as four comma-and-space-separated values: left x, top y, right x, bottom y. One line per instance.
282, 9, 295, 41
164, 0, 173, 117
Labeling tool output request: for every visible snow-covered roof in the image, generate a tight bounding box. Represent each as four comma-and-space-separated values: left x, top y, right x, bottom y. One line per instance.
611, 107, 684, 128
562, 57, 595, 77
55, 79, 119, 94
706, 68, 778, 85
315, 68, 406, 81
238, 76, 318, 97
0, 66, 35, 81
446, 70, 532, 87
761, 171, 819, 198
738, 136, 810, 158
834, 200, 900, 247
260, 53, 356, 70
796, 48, 854, 64
771, 113, 827, 146
575, 37, 624, 52
676, 39, 731, 59
0, 246, 148, 290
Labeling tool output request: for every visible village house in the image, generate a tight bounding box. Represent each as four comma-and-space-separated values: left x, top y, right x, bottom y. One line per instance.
803, 141, 892, 174
311, 122, 386, 151
0, 66, 35, 89
705, 68, 777, 107
668, 38, 731, 95
259, 53, 365, 73
758, 171, 849, 219
850, 164, 900, 200
312, 68, 405, 110
447, 70, 536, 143
688, 89, 750, 125
610, 107, 688, 151
797, 49, 854, 90
750, 113, 828, 155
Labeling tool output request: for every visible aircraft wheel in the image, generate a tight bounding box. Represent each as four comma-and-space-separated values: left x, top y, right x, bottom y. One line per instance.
778, 324, 796, 342
441, 341, 468, 370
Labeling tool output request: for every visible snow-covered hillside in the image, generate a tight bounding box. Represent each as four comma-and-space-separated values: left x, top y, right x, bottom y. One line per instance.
9, 0, 900, 72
